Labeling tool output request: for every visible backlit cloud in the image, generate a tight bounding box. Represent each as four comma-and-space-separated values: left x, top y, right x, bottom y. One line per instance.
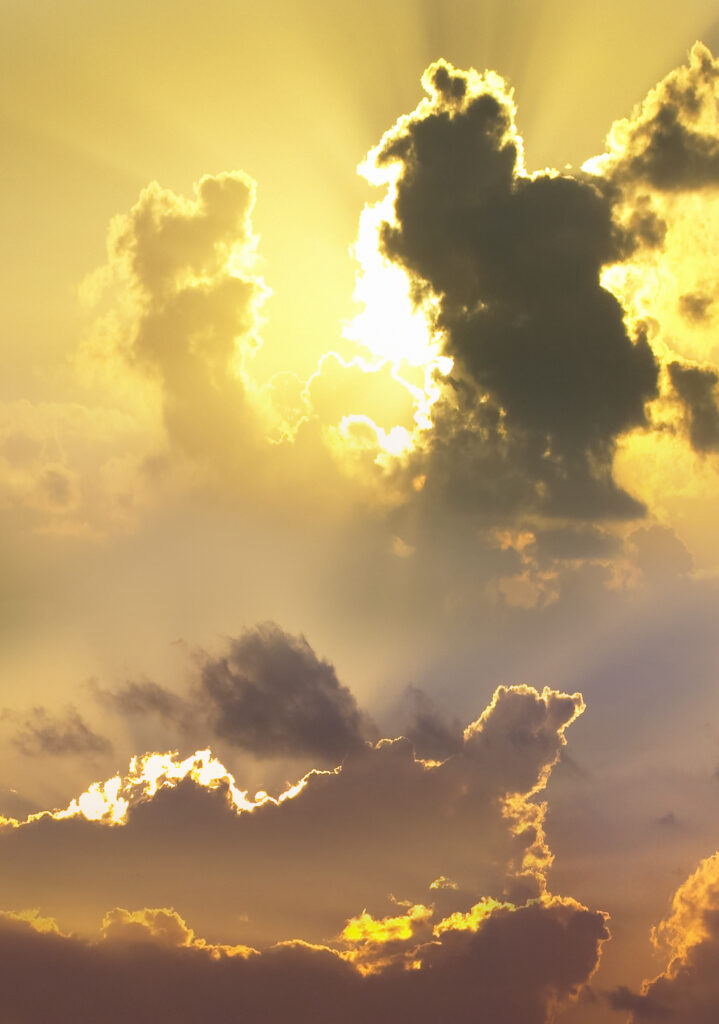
0, 685, 583, 951
2, 705, 112, 759
0, 893, 607, 1024
359, 58, 659, 520
86, 171, 268, 464
198, 622, 371, 762
610, 851, 719, 1022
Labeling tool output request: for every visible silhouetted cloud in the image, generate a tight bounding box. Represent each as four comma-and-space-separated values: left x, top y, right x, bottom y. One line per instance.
2, 706, 112, 758
90, 624, 371, 764
628, 525, 693, 582
364, 59, 658, 520
92, 679, 194, 730
609, 851, 719, 1022
396, 685, 463, 760
678, 291, 713, 323
199, 622, 370, 762
604, 43, 719, 192
0, 686, 583, 949
668, 361, 719, 452
0, 894, 608, 1024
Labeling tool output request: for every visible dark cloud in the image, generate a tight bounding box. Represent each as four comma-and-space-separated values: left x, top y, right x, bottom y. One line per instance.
395, 685, 463, 760
0, 788, 40, 821
606, 44, 719, 193
92, 679, 193, 729
655, 811, 678, 827
405, 384, 648, 525
0, 895, 608, 1024
609, 852, 719, 1022
106, 172, 266, 460
199, 622, 370, 763
2, 705, 112, 758
0, 687, 583, 949
608, 984, 668, 1019
668, 361, 719, 452
678, 291, 713, 323
621, 194, 667, 250
369, 59, 657, 520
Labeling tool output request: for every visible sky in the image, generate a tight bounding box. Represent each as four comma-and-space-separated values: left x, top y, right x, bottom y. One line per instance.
3, 1, 719, 1021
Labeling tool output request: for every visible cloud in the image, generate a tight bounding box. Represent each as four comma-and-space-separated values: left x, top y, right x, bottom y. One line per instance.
600, 43, 719, 193
89, 624, 370, 764
2, 705, 112, 758
628, 524, 693, 583
0, 894, 607, 1024
394, 684, 463, 760
0, 686, 583, 949
91, 679, 194, 730
199, 623, 371, 762
96, 172, 268, 461
668, 361, 719, 452
361, 59, 658, 520
609, 851, 719, 1022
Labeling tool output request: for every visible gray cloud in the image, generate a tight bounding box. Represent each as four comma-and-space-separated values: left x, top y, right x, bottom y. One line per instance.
92, 679, 194, 730
0, 894, 608, 1024
368, 59, 658, 520
628, 525, 693, 583
0, 686, 583, 949
678, 292, 713, 323
2, 706, 112, 758
103, 172, 266, 461
668, 361, 719, 452
606, 44, 719, 193
395, 685, 463, 760
199, 623, 370, 763
609, 851, 719, 1022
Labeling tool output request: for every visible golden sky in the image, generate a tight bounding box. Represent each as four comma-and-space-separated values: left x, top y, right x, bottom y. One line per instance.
3, 2, 719, 1021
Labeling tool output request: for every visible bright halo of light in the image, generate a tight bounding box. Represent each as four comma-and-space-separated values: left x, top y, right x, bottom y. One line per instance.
341, 188, 452, 461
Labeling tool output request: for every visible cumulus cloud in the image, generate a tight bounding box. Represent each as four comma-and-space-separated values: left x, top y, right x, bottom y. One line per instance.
362, 58, 658, 520
2, 705, 112, 758
394, 684, 463, 760
0, 685, 583, 949
98, 172, 268, 460
628, 524, 693, 583
600, 43, 719, 193
609, 851, 719, 1022
0, 894, 607, 1024
91, 679, 194, 730
668, 361, 719, 452
199, 622, 371, 762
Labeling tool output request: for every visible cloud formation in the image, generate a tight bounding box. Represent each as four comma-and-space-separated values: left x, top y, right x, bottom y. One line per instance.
610, 851, 719, 1022
199, 622, 370, 762
99, 172, 268, 460
362, 59, 658, 520
91, 623, 369, 764
92, 679, 194, 731
394, 684, 463, 760
668, 361, 719, 452
0, 685, 583, 949
600, 43, 719, 193
2, 706, 112, 758
0, 894, 607, 1024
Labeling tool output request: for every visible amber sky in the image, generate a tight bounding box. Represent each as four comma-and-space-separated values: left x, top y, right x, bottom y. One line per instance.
3, 2, 719, 1022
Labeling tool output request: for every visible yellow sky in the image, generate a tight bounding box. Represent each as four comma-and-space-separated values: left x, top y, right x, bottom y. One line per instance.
3, 4, 719, 1022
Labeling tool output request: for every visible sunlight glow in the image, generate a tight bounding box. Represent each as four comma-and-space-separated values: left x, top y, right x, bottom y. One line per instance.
1, 750, 335, 830
341, 176, 452, 462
